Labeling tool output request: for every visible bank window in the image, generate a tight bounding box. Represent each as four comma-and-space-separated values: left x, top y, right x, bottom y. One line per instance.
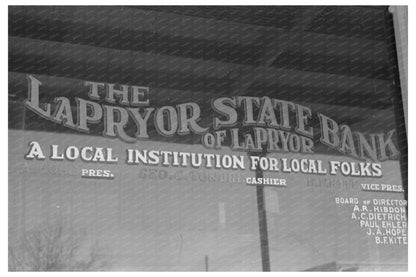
9, 6, 407, 271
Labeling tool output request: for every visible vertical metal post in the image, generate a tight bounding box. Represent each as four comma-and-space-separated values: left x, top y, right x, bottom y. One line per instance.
205, 255, 209, 272
255, 165, 271, 271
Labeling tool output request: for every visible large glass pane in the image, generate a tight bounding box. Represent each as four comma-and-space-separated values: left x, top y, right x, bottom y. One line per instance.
9, 6, 407, 271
